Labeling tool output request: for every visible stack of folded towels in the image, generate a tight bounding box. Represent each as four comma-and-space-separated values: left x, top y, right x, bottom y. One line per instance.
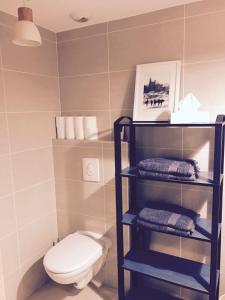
137, 202, 199, 237
138, 157, 199, 181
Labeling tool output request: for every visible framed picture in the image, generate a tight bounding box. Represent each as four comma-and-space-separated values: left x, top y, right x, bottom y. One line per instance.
133, 61, 181, 121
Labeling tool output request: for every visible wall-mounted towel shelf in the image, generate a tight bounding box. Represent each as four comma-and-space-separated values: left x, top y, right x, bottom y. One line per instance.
114, 115, 225, 300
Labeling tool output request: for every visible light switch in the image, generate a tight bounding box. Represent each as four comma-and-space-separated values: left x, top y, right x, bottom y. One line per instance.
82, 158, 100, 182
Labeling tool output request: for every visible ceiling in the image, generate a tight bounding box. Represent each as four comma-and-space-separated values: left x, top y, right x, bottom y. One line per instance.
0, 0, 201, 33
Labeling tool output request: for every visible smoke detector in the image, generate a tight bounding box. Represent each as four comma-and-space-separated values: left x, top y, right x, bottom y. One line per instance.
70, 12, 91, 23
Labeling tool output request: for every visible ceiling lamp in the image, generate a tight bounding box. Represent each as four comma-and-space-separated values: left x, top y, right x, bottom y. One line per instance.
12, 6, 42, 47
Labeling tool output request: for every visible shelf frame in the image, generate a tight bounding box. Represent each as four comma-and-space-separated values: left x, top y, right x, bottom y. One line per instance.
114, 115, 225, 300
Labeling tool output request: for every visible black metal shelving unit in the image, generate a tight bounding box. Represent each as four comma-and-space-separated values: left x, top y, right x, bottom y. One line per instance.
114, 115, 225, 300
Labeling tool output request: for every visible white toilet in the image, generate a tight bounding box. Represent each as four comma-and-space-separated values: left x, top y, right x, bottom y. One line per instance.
43, 231, 112, 289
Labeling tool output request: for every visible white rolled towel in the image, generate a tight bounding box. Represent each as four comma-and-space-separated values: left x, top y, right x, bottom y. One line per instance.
65, 117, 75, 139
74, 116, 84, 140
84, 116, 97, 129
85, 127, 98, 140
56, 117, 65, 139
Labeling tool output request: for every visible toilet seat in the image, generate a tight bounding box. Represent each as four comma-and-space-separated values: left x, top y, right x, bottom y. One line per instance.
43, 233, 103, 275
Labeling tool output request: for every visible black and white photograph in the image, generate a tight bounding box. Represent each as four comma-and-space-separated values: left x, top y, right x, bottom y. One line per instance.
133, 61, 181, 121
143, 77, 170, 109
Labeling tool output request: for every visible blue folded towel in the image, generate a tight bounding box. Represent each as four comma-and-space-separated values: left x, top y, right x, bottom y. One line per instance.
138, 157, 199, 180
137, 202, 199, 235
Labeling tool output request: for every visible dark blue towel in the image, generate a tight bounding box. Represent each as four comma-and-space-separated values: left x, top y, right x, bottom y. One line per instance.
137, 202, 199, 234
138, 157, 199, 180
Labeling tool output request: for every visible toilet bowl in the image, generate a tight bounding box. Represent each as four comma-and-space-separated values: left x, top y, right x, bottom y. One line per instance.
43, 230, 112, 289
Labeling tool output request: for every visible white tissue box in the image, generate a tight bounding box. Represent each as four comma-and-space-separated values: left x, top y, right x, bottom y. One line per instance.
171, 111, 210, 124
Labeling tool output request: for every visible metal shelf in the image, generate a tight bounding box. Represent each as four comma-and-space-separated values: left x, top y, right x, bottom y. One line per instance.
122, 211, 213, 243
114, 114, 225, 300
121, 166, 223, 187
123, 249, 211, 294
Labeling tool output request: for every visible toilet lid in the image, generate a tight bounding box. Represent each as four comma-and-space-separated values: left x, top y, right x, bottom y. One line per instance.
44, 233, 103, 274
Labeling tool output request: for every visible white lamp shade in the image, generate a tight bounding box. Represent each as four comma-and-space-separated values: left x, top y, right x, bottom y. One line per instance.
13, 20, 42, 47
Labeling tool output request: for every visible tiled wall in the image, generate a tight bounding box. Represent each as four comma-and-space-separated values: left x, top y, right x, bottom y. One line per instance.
0, 11, 60, 300
56, 0, 225, 299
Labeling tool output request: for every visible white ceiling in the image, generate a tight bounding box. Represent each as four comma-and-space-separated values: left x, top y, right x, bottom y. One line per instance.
0, 0, 201, 33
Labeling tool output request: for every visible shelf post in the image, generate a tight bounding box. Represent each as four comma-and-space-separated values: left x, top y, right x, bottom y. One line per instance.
210, 122, 223, 300
114, 122, 125, 300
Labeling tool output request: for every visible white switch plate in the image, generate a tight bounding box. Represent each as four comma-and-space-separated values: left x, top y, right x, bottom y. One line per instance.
82, 158, 100, 182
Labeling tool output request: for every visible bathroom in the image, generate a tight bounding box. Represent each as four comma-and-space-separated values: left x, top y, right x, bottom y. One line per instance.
0, 0, 225, 299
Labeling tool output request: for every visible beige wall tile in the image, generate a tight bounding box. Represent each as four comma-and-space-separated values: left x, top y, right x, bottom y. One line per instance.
181, 288, 208, 300
0, 26, 58, 76
181, 238, 210, 264
56, 179, 105, 219
136, 181, 181, 209
182, 186, 212, 219
4, 71, 60, 112
110, 109, 133, 131
53, 145, 103, 181
0, 69, 5, 112
38, 27, 56, 42
57, 23, 107, 42
15, 181, 56, 228
12, 148, 54, 191
183, 148, 214, 172
102, 147, 128, 185
0, 156, 12, 198
63, 110, 111, 140
0, 195, 16, 239
8, 112, 57, 152
136, 146, 182, 163
110, 70, 135, 110
109, 19, 184, 71
0, 233, 19, 280
18, 213, 57, 263
183, 127, 214, 150
186, 0, 225, 17
184, 61, 225, 108
0, 11, 16, 28
0, 114, 9, 155
185, 11, 225, 63
58, 34, 108, 76
57, 210, 76, 238
108, 5, 184, 32
136, 127, 182, 149
148, 232, 180, 256
60, 73, 109, 111
104, 183, 128, 222
57, 211, 106, 239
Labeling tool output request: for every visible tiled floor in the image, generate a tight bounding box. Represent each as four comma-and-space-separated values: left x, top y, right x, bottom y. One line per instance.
28, 281, 118, 300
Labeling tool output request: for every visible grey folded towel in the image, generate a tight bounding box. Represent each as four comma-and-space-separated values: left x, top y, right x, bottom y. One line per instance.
139, 169, 196, 181
137, 202, 199, 234
138, 157, 199, 179
137, 219, 191, 237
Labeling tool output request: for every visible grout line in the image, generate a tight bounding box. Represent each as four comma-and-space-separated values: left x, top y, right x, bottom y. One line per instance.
184, 7, 225, 20
17, 210, 57, 232
59, 71, 108, 79
0, 49, 24, 295
1, 67, 58, 79
13, 178, 54, 194
106, 23, 112, 127
182, 5, 186, 97
107, 16, 184, 34
9, 145, 53, 156
55, 35, 62, 116
57, 32, 107, 44
2, 111, 60, 114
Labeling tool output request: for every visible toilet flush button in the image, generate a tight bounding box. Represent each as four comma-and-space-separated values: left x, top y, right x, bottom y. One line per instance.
82, 158, 100, 182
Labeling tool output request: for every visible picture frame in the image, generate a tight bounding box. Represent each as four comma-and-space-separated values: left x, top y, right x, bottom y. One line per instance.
133, 61, 181, 121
